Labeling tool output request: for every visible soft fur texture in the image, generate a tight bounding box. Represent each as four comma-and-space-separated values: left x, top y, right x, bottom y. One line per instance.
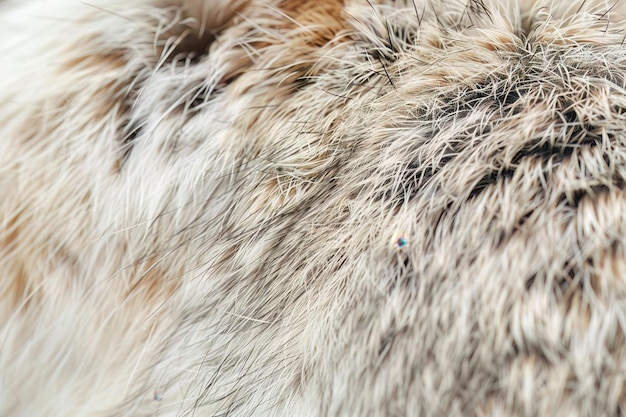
3, 0, 626, 416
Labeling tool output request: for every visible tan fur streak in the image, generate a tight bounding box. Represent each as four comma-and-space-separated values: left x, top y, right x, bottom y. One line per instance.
3, 0, 626, 416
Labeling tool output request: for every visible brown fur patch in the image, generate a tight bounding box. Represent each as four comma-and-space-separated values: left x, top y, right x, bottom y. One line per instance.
59, 48, 126, 73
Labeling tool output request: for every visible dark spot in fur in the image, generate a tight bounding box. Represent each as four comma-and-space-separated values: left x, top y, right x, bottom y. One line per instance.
555, 258, 594, 300
436, 82, 527, 119
475, 84, 524, 109
510, 142, 575, 166
468, 168, 515, 200
168, 31, 216, 65
517, 210, 532, 228
117, 120, 143, 170
188, 92, 208, 112
122, 122, 141, 145
378, 330, 394, 357
524, 274, 536, 290
567, 262, 579, 281
500, 89, 522, 108
294, 75, 316, 92
184, 68, 250, 114
184, 85, 213, 113
559, 182, 625, 209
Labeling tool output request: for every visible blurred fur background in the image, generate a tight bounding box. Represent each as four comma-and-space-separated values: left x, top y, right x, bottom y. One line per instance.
2, 0, 626, 415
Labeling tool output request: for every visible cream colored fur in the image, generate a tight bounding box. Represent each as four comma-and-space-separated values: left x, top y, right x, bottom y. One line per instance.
3, 0, 626, 416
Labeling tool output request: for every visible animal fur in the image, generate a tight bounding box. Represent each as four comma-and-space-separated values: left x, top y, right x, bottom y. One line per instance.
2, 0, 626, 415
